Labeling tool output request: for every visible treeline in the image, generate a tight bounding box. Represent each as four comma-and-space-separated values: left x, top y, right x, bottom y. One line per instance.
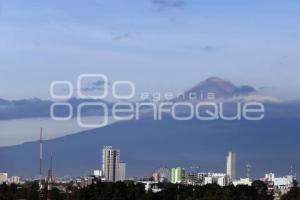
0, 180, 299, 200
282, 182, 300, 200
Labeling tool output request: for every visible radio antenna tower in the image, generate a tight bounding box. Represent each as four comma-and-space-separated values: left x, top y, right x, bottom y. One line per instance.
246, 164, 252, 179
39, 128, 44, 199
289, 164, 297, 179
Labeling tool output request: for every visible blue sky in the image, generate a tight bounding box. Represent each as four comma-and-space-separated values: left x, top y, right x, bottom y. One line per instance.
1, 0, 300, 100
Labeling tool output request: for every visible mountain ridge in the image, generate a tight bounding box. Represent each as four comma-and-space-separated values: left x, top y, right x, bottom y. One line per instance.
0, 77, 288, 120
0, 115, 299, 178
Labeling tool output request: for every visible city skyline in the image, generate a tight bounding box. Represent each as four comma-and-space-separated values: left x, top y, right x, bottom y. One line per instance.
1, 143, 296, 182
0, 144, 297, 199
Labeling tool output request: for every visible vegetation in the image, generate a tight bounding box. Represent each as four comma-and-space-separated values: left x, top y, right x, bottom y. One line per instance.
0, 180, 286, 200
281, 181, 300, 200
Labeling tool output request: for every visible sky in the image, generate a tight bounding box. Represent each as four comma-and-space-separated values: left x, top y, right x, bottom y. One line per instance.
1, 0, 300, 100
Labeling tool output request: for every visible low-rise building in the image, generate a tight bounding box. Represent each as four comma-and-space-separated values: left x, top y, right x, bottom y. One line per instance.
93, 170, 102, 178
232, 178, 252, 186
204, 173, 229, 187
138, 181, 162, 193
8, 176, 20, 184
273, 175, 294, 195
261, 173, 296, 196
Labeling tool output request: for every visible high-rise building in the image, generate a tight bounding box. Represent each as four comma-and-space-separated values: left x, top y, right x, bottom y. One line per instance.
102, 146, 120, 182
119, 162, 126, 181
171, 167, 184, 183
226, 151, 236, 180
0, 173, 8, 184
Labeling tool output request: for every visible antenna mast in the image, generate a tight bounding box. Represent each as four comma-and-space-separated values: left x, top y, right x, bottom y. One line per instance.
39, 128, 44, 199
246, 164, 252, 179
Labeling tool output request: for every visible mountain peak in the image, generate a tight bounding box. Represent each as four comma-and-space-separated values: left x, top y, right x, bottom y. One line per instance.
204, 76, 229, 83
184, 77, 256, 100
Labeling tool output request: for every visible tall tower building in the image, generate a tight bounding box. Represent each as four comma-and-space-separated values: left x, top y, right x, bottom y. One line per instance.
119, 162, 126, 181
171, 167, 184, 184
0, 173, 8, 184
102, 146, 120, 182
226, 151, 236, 180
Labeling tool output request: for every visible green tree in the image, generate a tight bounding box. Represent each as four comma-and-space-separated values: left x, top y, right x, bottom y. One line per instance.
281, 185, 300, 200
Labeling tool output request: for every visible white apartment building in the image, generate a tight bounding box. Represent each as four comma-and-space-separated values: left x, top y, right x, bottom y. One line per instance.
232, 178, 252, 186
0, 173, 8, 184
204, 173, 229, 187
226, 152, 236, 180
8, 176, 20, 184
102, 146, 121, 182
119, 162, 126, 181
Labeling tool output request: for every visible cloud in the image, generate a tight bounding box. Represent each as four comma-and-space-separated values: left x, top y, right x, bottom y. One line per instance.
111, 32, 133, 41
201, 45, 214, 52
81, 86, 103, 92
81, 80, 110, 92
62, 80, 110, 92
258, 86, 277, 91
92, 80, 108, 87
151, 0, 187, 10
177, 44, 216, 53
